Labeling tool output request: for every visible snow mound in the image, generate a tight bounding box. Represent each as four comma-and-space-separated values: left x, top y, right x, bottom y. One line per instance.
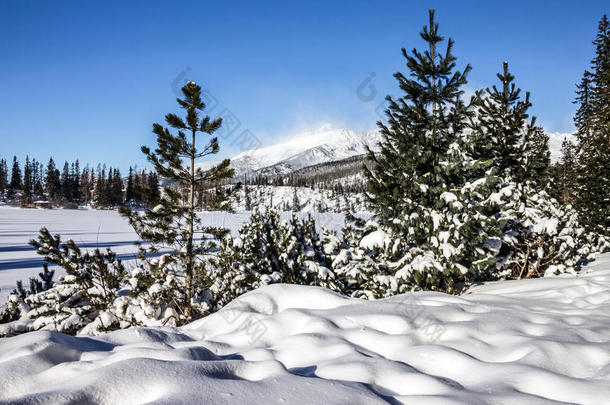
2, 255, 610, 404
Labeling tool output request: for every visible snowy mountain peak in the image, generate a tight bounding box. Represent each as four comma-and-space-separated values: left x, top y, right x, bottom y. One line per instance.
200, 124, 381, 177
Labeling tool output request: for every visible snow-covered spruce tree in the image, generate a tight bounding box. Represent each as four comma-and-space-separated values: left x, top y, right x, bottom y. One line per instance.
209, 207, 339, 309
572, 15, 610, 235
471, 62, 607, 278
471, 61, 550, 184
363, 10, 499, 293
119, 81, 235, 321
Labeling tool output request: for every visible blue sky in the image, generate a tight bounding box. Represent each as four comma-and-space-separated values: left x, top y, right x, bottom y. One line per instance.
0, 0, 608, 171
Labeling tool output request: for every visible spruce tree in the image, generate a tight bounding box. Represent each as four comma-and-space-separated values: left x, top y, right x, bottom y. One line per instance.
22, 156, 32, 203
93, 166, 107, 207
0, 158, 7, 194
61, 161, 71, 201
146, 172, 160, 206
119, 81, 234, 320
80, 166, 91, 205
573, 15, 610, 234
362, 10, 500, 292
111, 168, 123, 205
365, 9, 471, 231
574, 70, 595, 141
72, 161, 81, 203
126, 166, 134, 202
8, 156, 22, 198
45, 158, 61, 200
472, 61, 549, 183
32, 159, 44, 197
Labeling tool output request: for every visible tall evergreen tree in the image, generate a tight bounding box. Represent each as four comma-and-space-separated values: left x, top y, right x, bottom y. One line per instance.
80, 166, 91, 205
45, 158, 61, 200
8, 156, 22, 197
125, 166, 134, 202
365, 9, 471, 232
574, 70, 595, 142
22, 156, 32, 203
120, 81, 234, 320
573, 15, 610, 234
146, 172, 160, 206
0, 158, 7, 194
363, 10, 500, 292
93, 166, 107, 207
72, 161, 81, 203
61, 161, 71, 201
31, 159, 44, 197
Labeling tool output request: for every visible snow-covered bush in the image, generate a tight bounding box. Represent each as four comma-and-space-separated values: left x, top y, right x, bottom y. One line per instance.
1, 227, 203, 336
23, 227, 127, 334
492, 182, 610, 278
208, 207, 340, 309
0, 263, 56, 336
323, 213, 390, 298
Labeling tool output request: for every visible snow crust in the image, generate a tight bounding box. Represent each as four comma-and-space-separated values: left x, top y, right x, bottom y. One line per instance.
2, 254, 610, 404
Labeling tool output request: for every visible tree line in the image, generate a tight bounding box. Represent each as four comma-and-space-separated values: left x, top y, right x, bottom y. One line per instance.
0, 156, 160, 208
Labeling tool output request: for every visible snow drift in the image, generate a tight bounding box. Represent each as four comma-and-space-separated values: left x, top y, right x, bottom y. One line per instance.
1, 254, 610, 404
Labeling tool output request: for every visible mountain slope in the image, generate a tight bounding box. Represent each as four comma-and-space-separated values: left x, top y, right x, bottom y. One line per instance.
198, 125, 380, 178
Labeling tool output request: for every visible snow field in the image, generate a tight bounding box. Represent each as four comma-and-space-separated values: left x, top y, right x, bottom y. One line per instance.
0, 207, 348, 304
1, 254, 610, 404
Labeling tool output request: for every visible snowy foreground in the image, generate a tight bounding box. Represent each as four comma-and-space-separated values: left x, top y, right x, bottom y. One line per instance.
1, 256, 610, 404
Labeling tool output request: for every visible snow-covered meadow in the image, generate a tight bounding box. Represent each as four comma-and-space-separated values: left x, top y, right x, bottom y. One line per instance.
0, 207, 347, 304
1, 254, 609, 404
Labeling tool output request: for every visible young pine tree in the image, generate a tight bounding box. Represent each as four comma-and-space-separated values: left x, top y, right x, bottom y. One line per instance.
472, 61, 549, 183
120, 81, 234, 320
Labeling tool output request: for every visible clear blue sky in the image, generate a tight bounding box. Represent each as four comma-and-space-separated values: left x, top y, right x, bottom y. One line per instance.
1, 0, 608, 171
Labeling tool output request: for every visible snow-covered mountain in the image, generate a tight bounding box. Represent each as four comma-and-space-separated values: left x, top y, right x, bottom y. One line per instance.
198, 125, 381, 178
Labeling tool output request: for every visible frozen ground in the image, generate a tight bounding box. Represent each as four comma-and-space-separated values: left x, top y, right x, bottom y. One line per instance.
0, 207, 347, 304
1, 253, 609, 404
